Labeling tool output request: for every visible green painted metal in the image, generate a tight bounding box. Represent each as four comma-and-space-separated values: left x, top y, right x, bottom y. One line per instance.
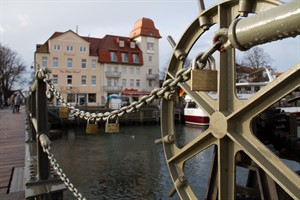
161, 0, 300, 199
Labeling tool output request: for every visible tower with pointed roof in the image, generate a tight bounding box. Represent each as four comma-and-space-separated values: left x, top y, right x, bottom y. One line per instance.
34, 18, 161, 107
130, 18, 161, 92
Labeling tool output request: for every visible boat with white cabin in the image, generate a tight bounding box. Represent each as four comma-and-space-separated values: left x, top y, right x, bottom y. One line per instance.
183, 68, 299, 126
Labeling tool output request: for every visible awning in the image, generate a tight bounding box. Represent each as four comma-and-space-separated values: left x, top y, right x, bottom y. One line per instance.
122, 88, 150, 96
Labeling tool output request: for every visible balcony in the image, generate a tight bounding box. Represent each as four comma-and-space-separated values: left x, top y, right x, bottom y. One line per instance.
146, 74, 159, 80
105, 71, 121, 78
103, 86, 123, 93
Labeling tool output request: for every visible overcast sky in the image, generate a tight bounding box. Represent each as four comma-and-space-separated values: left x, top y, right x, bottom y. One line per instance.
1, 0, 299, 76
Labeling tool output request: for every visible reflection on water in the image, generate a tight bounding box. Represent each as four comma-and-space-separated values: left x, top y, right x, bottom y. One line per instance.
52, 124, 209, 200
51, 123, 300, 200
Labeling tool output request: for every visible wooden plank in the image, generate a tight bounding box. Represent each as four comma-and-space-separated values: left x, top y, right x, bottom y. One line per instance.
0, 109, 25, 195
0, 191, 25, 200
9, 167, 24, 193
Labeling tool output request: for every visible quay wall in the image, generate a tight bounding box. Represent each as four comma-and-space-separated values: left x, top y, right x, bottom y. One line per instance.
48, 106, 183, 128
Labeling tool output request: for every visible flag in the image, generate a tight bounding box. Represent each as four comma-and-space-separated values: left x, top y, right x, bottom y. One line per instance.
179, 89, 184, 97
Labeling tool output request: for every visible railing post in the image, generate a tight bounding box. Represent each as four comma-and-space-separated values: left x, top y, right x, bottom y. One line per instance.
31, 89, 37, 141
36, 75, 50, 180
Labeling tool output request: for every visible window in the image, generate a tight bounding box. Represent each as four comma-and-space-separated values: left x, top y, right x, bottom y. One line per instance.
132, 53, 139, 64
148, 55, 152, 62
119, 40, 125, 47
67, 45, 73, 51
67, 75, 72, 85
42, 57, 47, 67
130, 67, 134, 75
130, 79, 134, 87
81, 59, 87, 69
148, 69, 152, 74
113, 79, 118, 86
122, 79, 126, 87
149, 80, 153, 87
54, 44, 60, 51
136, 79, 140, 87
147, 42, 154, 50
122, 67, 126, 74
67, 94, 75, 103
107, 78, 112, 87
136, 68, 140, 75
53, 75, 58, 85
110, 51, 117, 62
88, 93, 96, 103
53, 57, 58, 68
121, 52, 128, 63
91, 76, 96, 86
80, 46, 86, 52
91, 59, 97, 69
130, 41, 135, 48
67, 58, 73, 68
114, 66, 118, 73
107, 66, 112, 72
81, 75, 86, 85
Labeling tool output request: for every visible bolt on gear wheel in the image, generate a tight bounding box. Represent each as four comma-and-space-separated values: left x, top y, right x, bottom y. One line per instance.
160, 0, 300, 199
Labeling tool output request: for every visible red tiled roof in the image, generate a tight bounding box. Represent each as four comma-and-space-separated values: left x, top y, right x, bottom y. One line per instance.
35, 31, 66, 53
97, 35, 143, 65
82, 36, 102, 57
130, 17, 161, 39
35, 17, 160, 65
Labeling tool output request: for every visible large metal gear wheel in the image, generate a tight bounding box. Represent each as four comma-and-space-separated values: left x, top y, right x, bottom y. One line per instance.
160, 0, 300, 199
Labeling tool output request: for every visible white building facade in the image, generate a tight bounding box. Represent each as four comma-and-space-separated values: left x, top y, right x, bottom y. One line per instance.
35, 18, 161, 107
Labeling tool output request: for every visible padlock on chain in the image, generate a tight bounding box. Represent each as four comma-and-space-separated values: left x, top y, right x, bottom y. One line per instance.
86, 118, 98, 134
105, 115, 119, 133
191, 53, 217, 91
59, 106, 69, 119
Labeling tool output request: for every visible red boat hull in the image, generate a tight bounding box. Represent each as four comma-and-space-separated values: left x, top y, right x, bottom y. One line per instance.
184, 115, 209, 126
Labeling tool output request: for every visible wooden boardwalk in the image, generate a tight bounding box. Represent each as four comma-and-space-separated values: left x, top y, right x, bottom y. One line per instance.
0, 107, 25, 199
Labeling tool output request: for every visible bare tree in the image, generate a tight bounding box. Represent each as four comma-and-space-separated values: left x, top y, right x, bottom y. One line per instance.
241, 46, 273, 69
239, 46, 275, 82
0, 43, 27, 106
159, 57, 191, 80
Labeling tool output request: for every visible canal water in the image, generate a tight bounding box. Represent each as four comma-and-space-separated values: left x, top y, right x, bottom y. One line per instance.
51, 124, 210, 200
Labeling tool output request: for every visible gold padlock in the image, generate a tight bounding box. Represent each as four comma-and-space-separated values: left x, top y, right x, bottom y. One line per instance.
105, 115, 119, 133
191, 53, 217, 91
86, 118, 98, 134
59, 106, 69, 119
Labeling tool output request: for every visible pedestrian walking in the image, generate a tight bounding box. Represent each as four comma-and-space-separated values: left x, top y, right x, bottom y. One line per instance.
14, 94, 22, 113
10, 93, 16, 113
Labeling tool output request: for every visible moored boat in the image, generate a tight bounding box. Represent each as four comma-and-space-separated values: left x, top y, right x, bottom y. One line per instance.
183, 95, 210, 126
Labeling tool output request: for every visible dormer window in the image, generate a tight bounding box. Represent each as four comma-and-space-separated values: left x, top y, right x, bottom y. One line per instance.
110, 51, 117, 62
132, 53, 140, 64
119, 40, 125, 47
121, 52, 128, 63
148, 32, 153, 36
130, 41, 135, 48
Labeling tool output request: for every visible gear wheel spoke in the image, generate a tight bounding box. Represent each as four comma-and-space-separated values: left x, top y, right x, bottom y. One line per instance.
160, 1, 300, 199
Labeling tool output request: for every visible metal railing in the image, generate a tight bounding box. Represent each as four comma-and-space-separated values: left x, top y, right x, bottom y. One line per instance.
25, 69, 68, 199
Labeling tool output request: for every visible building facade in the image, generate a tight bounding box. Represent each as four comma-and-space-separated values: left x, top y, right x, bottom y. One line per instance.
35, 18, 161, 107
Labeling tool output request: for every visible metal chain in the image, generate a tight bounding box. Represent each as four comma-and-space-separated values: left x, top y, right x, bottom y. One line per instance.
35, 40, 221, 200
44, 67, 191, 122
41, 142, 87, 200
44, 38, 220, 121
